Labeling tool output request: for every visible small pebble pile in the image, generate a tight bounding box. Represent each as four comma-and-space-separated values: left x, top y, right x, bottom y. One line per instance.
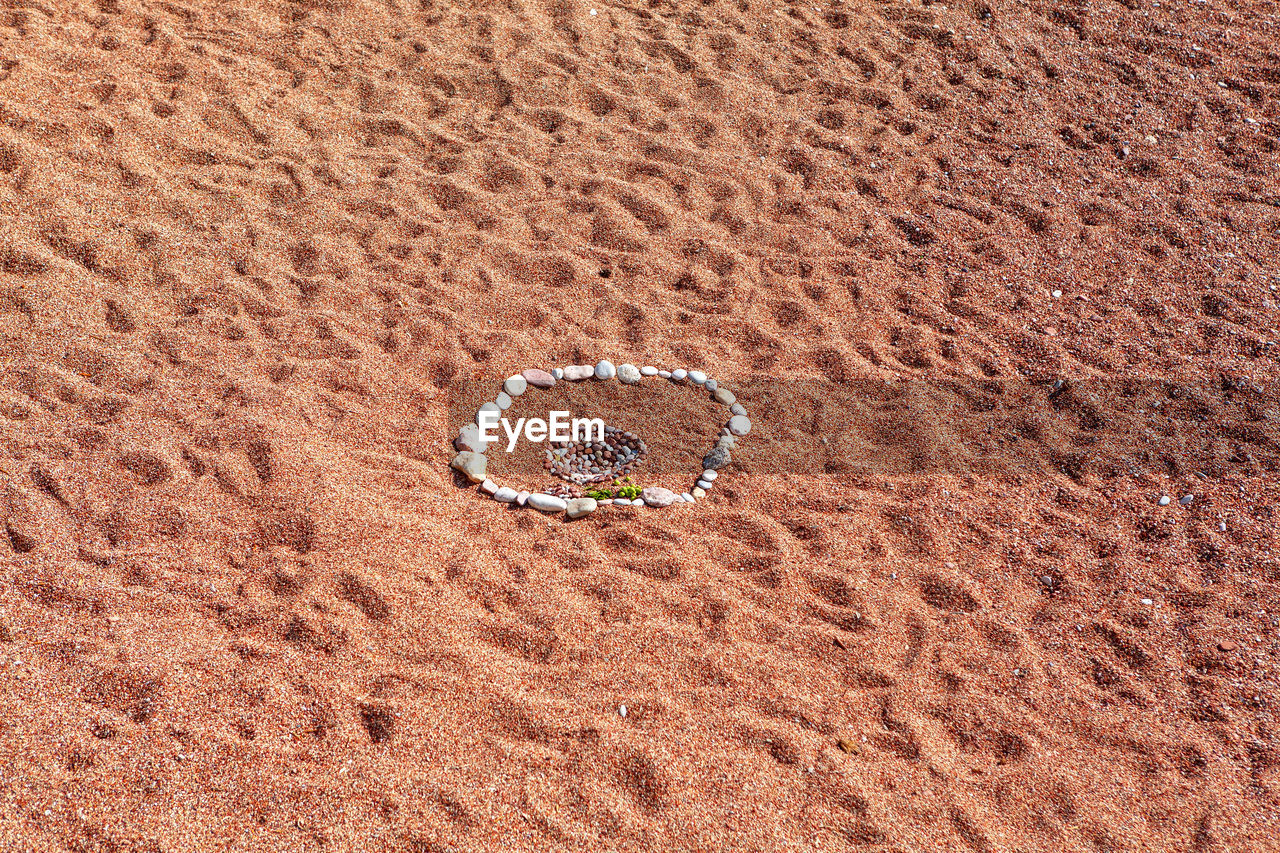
450, 360, 750, 519
545, 426, 647, 485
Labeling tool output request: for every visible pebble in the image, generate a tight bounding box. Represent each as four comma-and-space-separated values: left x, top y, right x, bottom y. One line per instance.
1141, 598, 1154, 606
696, 479, 714, 491
717, 434, 735, 449
504, 375, 528, 397
702, 470, 718, 481
631, 498, 644, 507
450, 451, 487, 483
613, 498, 633, 506
480, 479, 500, 495
566, 497, 598, 519
516, 490, 531, 506
703, 446, 731, 470
1219, 521, 1227, 532
671, 368, 688, 381
641, 487, 678, 507
640, 365, 658, 376
713, 387, 736, 406
617, 363, 642, 384
705, 379, 717, 391
595, 360, 616, 380
563, 365, 594, 381
478, 401, 501, 422
692, 486, 707, 498
658, 370, 672, 379
551, 367, 564, 380
495, 391, 513, 410
1180, 494, 1194, 506
688, 370, 707, 385
523, 368, 556, 388
728, 415, 752, 436
527, 493, 568, 512
1158, 495, 1171, 506
730, 403, 746, 416
493, 486, 519, 503
454, 423, 492, 453
682, 493, 695, 502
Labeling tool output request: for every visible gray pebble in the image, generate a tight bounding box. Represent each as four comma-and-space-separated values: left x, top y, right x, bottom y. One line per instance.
728, 415, 752, 436
1180, 494, 1194, 506
551, 367, 564, 380
595, 360, 616, 380
493, 486, 519, 503
617, 363, 642, 384
658, 370, 672, 379
671, 368, 688, 381
705, 379, 718, 391
478, 401, 501, 422
696, 479, 714, 491
566, 497, 598, 519
730, 403, 746, 416
503, 375, 528, 397
495, 391, 513, 410
703, 446, 731, 470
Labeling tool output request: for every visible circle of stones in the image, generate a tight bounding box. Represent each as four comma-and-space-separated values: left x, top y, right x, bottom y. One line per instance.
450, 360, 751, 518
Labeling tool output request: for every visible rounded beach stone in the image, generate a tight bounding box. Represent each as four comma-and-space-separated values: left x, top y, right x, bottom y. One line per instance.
641, 365, 658, 376
696, 479, 714, 491
613, 498, 633, 506
671, 368, 688, 381
717, 434, 735, 449
713, 387, 736, 406
617, 363, 642, 384
705, 379, 718, 391
565, 497, 598, 519
641, 487, 678, 507
564, 364, 594, 381
504, 375, 528, 397
658, 370, 672, 379
682, 493, 695, 502
455, 423, 492, 453
551, 367, 564, 380
450, 451, 487, 483
480, 478, 500, 495
516, 490, 531, 506
523, 368, 555, 388
527, 493, 568, 513
692, 486, 707, 498
478, 401, 501, 422
493, 486, 519, 503
730, 403, 746, 416
495, 391, 513, 410
688, 370, 707, 385
630, 498, 644, 507
703, 446, 731, 470
594, 360, 616, 380
702, 469, 718, 481
728, 415, 752, 436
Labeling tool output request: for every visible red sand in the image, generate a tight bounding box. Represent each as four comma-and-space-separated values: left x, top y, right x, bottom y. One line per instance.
1, 0, 1278, 849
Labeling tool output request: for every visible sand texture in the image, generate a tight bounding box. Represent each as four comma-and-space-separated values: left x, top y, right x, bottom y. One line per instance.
1, 0, 1279, 849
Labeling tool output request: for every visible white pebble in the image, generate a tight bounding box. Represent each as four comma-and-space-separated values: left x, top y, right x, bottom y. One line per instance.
1158, 495, 1171, 506
1052, 290, 1062, 299
503, 375, 527, 397
705, 379, 718, 391
617, 363, 642, 384
495, 391, 513, 410
527, 493, 568, 512
619, 704, 627, 717
478, 401, 501, 422
1219, 521, 1227, 532
640, 365, 658, 376
702, 470, 718, 481
631, 498, 644, 507
613, 498, 632, 506
657, 370, 672, 379
671, 368, 688, 381
595, 360, 616, 380
681, 493, 695, 502
551, 367, 564, 380
479, 479, 499, 495
493, 486, 519, 503
1141, 598, 1154, 606
688, 370, 707, 385
696, 479, 714, 490
730, 403, 746, 416
728, 415, 752, 436
516, 490, 530, 506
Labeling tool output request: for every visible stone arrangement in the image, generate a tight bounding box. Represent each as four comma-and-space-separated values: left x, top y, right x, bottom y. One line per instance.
450, 360, 750, 519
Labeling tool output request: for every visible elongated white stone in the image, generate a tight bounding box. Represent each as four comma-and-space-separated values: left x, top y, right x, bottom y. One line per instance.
682, 493, 695, 502
640, 365, 658, 376
563, 365, 594, 381
527, 493, 567, 512
702, 470, 718, 481
671, 368, 687, 381
613, 498, 633, 506
688, 370, 707, 385
493, 486, 519, 502
658, 370, 672, 379
696, 479, 714, 491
